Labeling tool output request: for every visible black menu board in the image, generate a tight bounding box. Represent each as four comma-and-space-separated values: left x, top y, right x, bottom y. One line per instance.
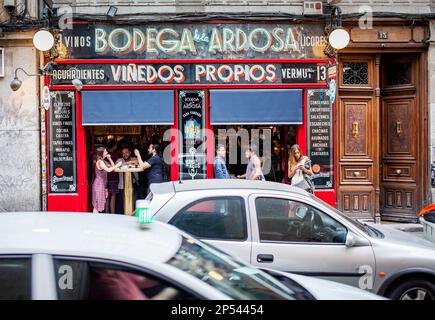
178, 90, 207, 180
306, 89, 333, 189
49, 91, 77, 193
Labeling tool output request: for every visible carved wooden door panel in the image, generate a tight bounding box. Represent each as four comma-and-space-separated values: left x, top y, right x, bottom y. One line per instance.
381, 97, 418, 221
380, 55, 421, 222
337, 55, 377, 220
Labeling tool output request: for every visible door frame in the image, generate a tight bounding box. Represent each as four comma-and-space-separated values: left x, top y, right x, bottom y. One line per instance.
336, 49, 429, 222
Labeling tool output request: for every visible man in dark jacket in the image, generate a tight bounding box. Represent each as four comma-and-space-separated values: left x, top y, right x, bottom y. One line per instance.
213, 144, 230, 179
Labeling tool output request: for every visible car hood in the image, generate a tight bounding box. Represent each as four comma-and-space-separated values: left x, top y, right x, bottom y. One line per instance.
366, 223, 435, 249
263, 269, 385, 300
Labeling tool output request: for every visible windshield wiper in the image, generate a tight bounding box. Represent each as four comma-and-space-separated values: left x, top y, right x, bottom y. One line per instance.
361, 222, 384, 238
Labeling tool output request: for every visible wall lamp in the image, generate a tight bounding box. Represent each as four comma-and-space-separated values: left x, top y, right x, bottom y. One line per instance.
10, 29, 58, 91
10, 61, 56, 91
33, 30, 55, 52
324, 6, 350, 57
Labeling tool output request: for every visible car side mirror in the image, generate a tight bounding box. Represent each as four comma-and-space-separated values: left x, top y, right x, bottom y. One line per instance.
345, 233, 356, 247
345, 232, 370, 247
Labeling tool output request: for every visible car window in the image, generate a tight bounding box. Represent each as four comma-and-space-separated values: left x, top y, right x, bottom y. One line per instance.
170, 197, 247, 240
0, 258, 31, 300
167, 236, 298, 300
255, 197, 348, 244
53, 258, 197, 300
312, 195, 370, 235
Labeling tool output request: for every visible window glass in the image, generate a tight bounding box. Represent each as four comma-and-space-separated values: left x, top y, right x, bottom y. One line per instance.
255, 197, 347, 243
53, 259, 196, 300
170, 197, 247, 240
0, 258, 31, 300
386, 62, 411, 86
312, 195, 370, 235
167, 237, 298, 300
342, 62, 369, 85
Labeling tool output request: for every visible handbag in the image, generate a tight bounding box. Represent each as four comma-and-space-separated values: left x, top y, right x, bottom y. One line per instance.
303, 174, 315, 194
292, 159, 315, 194
293, 178, 311, 191
302, 159, 315, 194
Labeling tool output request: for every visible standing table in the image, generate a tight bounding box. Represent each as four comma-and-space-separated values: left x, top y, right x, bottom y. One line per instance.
114, 166, 144, 215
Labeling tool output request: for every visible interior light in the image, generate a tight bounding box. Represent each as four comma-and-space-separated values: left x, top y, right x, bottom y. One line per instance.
208, 271, 224, 281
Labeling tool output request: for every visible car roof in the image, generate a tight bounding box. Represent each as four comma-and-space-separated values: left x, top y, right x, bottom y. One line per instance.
0, 212, 182, 264
151, 179, 308, 196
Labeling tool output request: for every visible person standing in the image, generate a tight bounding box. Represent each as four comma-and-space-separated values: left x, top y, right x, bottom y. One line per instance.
105, 141, 119, 214
134, 144, 164, 194
92, 147, 122, 213
237, 145, 264, 181
288, 144, 313, 193
214, 144, 230, 179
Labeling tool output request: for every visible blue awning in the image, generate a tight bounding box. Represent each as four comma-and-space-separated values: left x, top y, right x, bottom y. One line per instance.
210, 89, 303, 125
81, 90, 174, 125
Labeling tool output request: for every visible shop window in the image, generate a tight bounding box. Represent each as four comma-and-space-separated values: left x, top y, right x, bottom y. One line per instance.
342, 62, 369, 85
385, 62, 412, 86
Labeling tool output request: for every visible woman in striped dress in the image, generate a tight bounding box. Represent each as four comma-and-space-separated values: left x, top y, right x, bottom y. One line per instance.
92, 147, 122, 213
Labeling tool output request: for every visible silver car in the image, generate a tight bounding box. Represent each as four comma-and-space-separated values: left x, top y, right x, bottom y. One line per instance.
0, 212, 382, 300
150, 179, 435, 300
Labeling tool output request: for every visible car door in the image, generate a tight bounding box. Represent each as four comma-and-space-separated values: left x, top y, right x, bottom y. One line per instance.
169, 195, 252, 263
249, 193, 376, 288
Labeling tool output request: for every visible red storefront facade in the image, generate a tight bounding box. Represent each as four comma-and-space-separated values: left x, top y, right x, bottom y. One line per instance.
44, 21, 336, 212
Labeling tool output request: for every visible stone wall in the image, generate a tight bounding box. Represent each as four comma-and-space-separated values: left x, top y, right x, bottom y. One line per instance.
0, 32, 40, 212
51, 0, 433, 15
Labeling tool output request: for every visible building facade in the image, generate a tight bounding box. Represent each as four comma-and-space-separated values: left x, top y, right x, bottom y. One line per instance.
0, 0, 42, 212
2, 0, 434, 222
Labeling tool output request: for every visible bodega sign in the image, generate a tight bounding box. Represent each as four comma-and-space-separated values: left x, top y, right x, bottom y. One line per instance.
50, 62, 328, 86
61, 23, 328, 59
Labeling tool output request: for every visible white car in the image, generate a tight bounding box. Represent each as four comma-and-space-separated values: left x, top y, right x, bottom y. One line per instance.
0, 212, 383, 300
149, 179, 435, 300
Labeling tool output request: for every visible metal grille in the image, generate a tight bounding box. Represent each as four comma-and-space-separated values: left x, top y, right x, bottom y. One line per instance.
342, 62, 369, 85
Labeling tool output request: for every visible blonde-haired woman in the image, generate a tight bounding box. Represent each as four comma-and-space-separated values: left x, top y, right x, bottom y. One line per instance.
92, 147, 122, 213
288, 144, 313, 193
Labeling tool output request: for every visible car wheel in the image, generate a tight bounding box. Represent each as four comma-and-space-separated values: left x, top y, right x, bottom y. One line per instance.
388, 279, 435, 300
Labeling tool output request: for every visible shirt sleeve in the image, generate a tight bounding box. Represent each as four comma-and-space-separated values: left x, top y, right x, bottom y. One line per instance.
254, 157, 263, 176
147, 156, 157, 166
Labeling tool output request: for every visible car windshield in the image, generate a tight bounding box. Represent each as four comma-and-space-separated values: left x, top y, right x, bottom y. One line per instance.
310, 194, 370, 235
166, 236, 297, 300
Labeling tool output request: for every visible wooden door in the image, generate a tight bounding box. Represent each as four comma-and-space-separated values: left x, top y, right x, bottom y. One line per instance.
380, 55, 423, 222
337, 55, 379, 221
